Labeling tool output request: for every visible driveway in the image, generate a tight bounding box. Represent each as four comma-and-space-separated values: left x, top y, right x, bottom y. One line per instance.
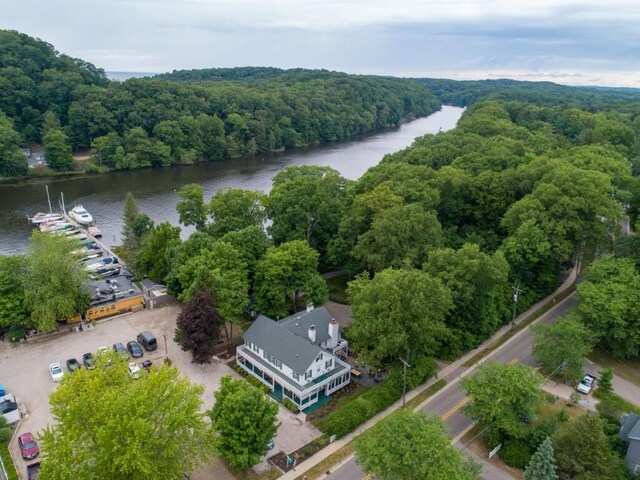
0, 305, 320, 479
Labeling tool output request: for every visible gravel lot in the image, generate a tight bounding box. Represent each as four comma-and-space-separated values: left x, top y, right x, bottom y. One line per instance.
0, 305, 320, 479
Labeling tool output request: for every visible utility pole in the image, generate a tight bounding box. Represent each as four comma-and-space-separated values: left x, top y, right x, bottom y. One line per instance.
511, 280, 523, 330
399, 357, 411, 407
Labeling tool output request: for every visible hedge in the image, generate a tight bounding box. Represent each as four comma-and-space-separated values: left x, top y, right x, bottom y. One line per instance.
283, 398, 300, 414
499, 439, 532, 469
0, 442, 19, 480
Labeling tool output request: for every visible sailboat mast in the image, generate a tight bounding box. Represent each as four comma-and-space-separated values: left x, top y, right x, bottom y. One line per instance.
45, 185, 52, 213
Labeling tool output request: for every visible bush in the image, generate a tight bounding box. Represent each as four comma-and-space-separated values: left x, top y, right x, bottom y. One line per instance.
499, 439, 532, 469
545, 393, 557, 404
319, 398, 370, 438
245, 375, 270, 394
7, 323, 28, 343
555, 409, 570, 423
529, 417, 559, 450
283, 398, 300, 413
483, 426, 506, 450
387, 355, 437, 392
0, 442, 18, 480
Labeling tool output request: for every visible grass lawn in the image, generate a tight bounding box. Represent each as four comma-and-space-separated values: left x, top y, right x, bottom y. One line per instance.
588, 347, 640, 388
326, 274, 350, 304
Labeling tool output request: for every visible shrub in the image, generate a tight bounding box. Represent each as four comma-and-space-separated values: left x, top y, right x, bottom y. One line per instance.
499, 439, 532, 469
319, 398, 370, 438
529, 417, 559, 450
483, 426, 506, 450
283, 398, 300, 413
555, 409, 570, 423
545, 393, 557, 404
7, 323, 28, 343
244, 375, 270, 394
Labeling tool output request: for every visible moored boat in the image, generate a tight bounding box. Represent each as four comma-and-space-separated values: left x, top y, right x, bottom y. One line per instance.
29, 212, 64, 226
68, 205, 93, 225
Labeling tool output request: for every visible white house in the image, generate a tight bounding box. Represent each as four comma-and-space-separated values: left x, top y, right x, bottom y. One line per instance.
236, 305, 350, 412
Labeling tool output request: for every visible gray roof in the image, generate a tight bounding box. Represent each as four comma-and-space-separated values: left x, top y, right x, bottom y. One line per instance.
279, 307, 335, 347
243, 315, 324, 375
620, 413, 640, 442
140, 278, 163, 290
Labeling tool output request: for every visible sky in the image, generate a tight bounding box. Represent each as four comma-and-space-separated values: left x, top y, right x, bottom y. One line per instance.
2, 0, 640, 87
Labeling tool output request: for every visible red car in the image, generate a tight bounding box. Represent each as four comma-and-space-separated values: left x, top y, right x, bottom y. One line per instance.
18, 432, 39, 460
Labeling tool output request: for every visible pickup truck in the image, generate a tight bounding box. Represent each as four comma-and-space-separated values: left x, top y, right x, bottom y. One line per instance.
576, 374, 596, 394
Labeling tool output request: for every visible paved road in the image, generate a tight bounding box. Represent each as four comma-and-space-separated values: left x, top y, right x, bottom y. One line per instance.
328, 296, 577, 480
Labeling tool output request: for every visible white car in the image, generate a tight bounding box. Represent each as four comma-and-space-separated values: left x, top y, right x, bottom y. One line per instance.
576, 374, 596, 394
49, 362, 64, 382
128, 362, 141, 379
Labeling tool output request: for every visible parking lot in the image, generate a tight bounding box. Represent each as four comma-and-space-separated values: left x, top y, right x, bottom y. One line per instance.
0, 305, 320, 479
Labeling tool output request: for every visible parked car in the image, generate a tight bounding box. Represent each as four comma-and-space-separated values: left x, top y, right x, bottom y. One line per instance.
49, 362, 64, 382
82, 352, 96, 370
577, 374, 596, 394
26, 462, 41, 480
137, 331, 157, 351
113, 342, 129, 360
142, 359, 153, 372
66, 358, 82, 373
127, 341, 143, 358
18, 433, 39, 460
97, 346, 108, 355
128, 362, 141, 379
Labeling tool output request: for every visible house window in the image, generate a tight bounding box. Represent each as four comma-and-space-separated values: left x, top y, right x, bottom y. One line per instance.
305, 371, 312, 380
252, 343, 259, 353
325, 359, 332, 370
318, 353, 323, 361
293, 372, 299, 381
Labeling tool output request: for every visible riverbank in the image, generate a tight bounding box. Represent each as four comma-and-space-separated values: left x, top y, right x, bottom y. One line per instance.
0, 106, 464, 255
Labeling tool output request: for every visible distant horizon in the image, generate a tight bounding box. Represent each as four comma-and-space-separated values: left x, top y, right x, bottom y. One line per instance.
104, 69, 640, 91
3, 1, 639, 89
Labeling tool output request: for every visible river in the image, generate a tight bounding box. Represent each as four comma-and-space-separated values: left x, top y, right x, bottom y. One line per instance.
0, 106, 464, 255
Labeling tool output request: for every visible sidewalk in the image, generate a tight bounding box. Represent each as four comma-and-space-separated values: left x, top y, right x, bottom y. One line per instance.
280, 265, 579, 479
583, 358, 640, 407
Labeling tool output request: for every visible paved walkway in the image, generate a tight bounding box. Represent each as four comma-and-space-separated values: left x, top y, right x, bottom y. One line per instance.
281, 264, 579, 480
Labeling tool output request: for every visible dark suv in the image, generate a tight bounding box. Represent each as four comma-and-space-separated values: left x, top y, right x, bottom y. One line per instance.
113, 342, 129, 360
136, 331, 157, 351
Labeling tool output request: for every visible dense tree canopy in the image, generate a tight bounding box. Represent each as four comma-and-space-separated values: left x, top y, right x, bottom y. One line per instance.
23, 231, 90, 332
348, 268, 452, 365
462, 362, 544, 438
532, 313, 593, 383
254, 240, 327, 318
39, 359, 211, 480
208, 375, 279, 469
176, 291, 224, 363
355, 409, 480, 480
577, 255, 640, 358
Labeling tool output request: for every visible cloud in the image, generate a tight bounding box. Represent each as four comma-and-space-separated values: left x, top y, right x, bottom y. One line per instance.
1, 0, 639, 87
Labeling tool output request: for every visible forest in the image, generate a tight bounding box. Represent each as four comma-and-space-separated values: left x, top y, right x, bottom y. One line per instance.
0, 30, 440, 177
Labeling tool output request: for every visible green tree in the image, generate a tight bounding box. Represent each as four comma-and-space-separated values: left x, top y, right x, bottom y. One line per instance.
254, 240, 327, 318
268, 166, 349, 260
462, 362, 544, 438
355, 409, 480, 480
353, 203, 443, 271
577, 255, 640, 358
120, 192, 153, 260
133, 222, 181, 281
524, 437, 558, 480
347, 268, 452, 365
424, 243, 511, 357
553, 413, 625, 480
176, 241, 249, 326
176, 183, 208, 230
598, 368, 613, 394
0, 112, 28, 177
39, 360, 211, 480
219, 226, 271, 285
176, 291, 224, 363
23, 231, 90, 332
208, 376, 279, 469
209, 188, 267, 237
531, 313, 593, 383
0, 255, 30, 328
43, 127, 74, 171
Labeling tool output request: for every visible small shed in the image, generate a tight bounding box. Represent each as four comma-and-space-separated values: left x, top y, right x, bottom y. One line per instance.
139, 278, 173, 308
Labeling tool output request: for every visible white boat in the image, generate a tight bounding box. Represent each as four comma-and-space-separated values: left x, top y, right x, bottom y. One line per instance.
29, 212, 64, 226
40, 222, 73, 232
68, 205, 93, 225
85, 256, 119, 272
87, 226, 102, 238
